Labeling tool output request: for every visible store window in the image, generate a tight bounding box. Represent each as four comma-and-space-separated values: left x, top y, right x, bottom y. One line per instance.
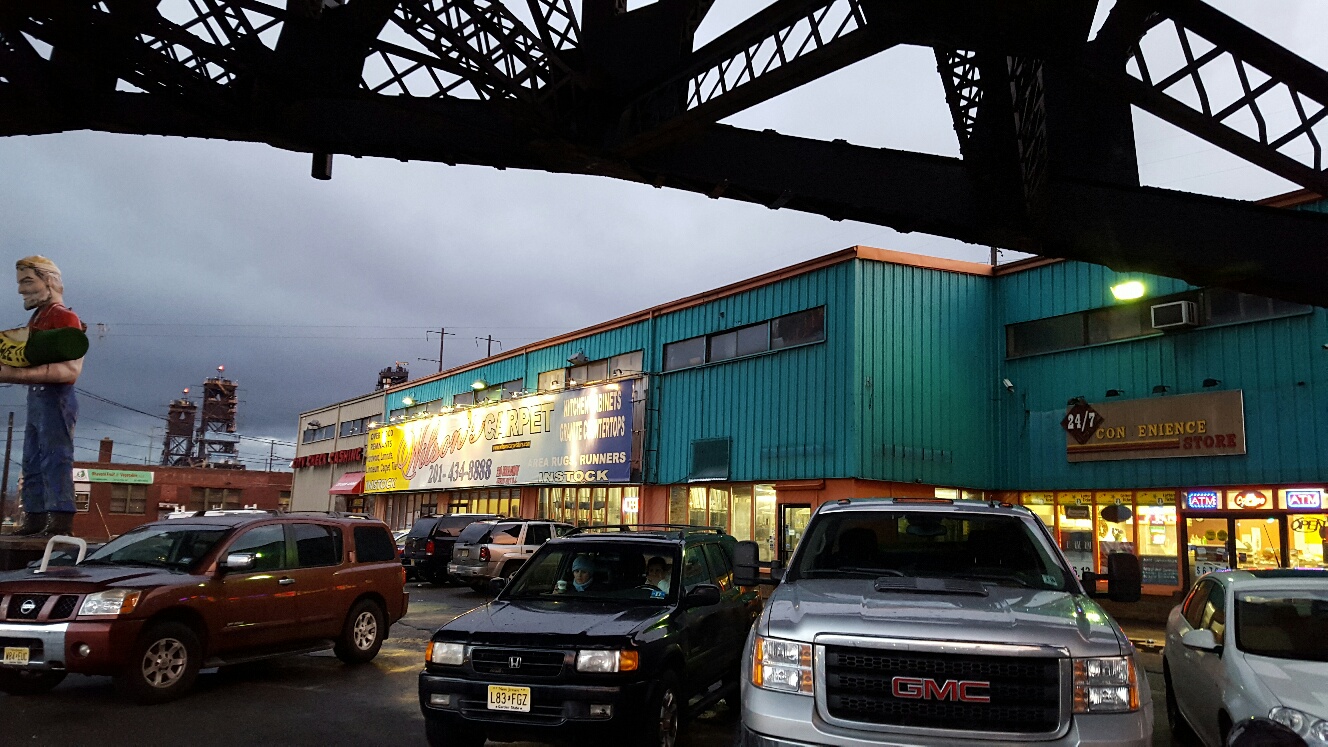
75, 490, 90, 513
689, 487, 707, 526
537, 486, 639, 527
190, 487, 241, 512
1289, 514, 1327, 569
1096, 491, 1136, 573
1136, 491, 1179, 586
109, 484, 148, 515
731, 486, 753, 542
1187, 516, 1231, 579
278, 490, 292, 512
1056, 492, 1094, 579
1020, 492, 1055, 529
1234, 516, 1282, 570
754, 485, 776, 562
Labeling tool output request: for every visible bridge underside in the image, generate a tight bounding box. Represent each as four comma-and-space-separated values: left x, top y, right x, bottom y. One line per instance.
2, 0, 1325, 304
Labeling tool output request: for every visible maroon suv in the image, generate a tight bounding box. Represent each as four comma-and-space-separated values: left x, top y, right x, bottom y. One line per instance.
0, 513, 408, 703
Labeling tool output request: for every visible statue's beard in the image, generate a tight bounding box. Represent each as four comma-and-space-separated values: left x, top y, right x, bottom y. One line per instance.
21, 291, 50, 310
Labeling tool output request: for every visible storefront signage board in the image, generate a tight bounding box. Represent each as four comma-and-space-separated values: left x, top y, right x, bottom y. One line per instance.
1064, 390, 1245, 463
71, 468, 154, 485
1229, 490, 1269, 510
1185, 491, 1220, 510
291, 447, 364, 469
364, 381, 634, 494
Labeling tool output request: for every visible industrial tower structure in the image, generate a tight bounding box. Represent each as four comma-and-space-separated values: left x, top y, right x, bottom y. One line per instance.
159, 389, 197, 467
195, 367, 241, 468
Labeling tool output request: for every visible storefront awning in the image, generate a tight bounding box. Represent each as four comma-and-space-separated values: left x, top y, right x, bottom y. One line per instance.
329, 472, 365, 495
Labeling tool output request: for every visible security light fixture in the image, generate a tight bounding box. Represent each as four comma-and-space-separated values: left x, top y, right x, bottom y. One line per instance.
1202, 378, 1221, 388
471, 378, 488, 390
1002, 378, 1015, 393
1110, 280, 1146, 301
401, 396, 414, 406
567, 350, 590, 366
1105, 389, 1124, 397
1152, 385, 1169, 394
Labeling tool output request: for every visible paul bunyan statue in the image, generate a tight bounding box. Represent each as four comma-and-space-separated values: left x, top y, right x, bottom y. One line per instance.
0, 257, 89, 537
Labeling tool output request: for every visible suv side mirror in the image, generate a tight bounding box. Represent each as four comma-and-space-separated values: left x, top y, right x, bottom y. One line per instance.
734, 541, 781, 586
1082, 553, 1142, 602
220, 553, 256, 572
682, 583, 722, 609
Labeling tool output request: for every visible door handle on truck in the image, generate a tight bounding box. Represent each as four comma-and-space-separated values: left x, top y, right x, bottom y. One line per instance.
278, 577, 296, 586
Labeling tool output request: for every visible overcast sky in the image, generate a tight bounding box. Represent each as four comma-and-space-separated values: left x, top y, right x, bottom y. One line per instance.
0, 0, 1323, 470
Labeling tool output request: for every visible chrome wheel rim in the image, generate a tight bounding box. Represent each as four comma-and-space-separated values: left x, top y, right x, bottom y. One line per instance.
352, 611, 378, 650
657, 688, 679, 747
141, 638, 188, 688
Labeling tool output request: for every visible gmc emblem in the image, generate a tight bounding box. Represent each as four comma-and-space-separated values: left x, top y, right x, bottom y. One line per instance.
891, 676, 991, 703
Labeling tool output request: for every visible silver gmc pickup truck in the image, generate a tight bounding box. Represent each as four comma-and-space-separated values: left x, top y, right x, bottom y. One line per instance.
732, 498, 1153, 746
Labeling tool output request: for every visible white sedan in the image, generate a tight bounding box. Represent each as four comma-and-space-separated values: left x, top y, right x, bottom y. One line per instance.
1163, 569, 1328, 746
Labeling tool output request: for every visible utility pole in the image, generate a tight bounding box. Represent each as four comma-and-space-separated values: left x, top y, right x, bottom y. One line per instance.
476, 335, 502, 357
267, 440, 275, 472
0, 412, 11, 526
424, 328, 456, 372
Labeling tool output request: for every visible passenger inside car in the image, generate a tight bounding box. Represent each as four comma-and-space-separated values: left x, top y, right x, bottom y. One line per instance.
645, 556, 671, 593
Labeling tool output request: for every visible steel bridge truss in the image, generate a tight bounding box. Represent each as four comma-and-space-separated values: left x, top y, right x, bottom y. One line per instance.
2, 0, 1326, 304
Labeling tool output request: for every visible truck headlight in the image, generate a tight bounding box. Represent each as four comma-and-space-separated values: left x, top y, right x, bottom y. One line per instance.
576, 650, 639, 673
751, 636, 813, 695
1270, 706, 1328, 743
1072, 656, 1139, 713
427, 641, 466, 666
77, 589, 141, 617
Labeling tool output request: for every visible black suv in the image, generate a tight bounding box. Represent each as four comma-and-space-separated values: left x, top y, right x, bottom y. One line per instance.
418, 525, 763, 747
401, 513, 501, 584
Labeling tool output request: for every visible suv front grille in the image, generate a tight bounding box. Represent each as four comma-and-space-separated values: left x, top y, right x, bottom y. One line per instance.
823, 645, 1062, 734
6, 594, 50, 620
49, 595, 80, 620
457, 698, 564, 724
470, 647, 565, 678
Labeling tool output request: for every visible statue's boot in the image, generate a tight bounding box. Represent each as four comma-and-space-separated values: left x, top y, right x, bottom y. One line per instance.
41, 512, 74, 537
13, 512, 47, 536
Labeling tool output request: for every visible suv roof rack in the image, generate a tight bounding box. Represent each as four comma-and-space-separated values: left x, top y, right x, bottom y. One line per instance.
179, 509, 278, 517
279, 510, 378, 520
564, 523, 729, 539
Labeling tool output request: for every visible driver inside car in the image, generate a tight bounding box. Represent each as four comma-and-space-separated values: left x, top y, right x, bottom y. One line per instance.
645, 556, 671, 593
566, 554, 600, 593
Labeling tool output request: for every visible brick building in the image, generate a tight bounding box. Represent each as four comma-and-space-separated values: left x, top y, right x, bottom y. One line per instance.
71, 439, 293, 540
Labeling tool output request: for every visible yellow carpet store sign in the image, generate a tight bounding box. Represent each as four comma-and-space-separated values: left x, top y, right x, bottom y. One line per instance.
364, 381, 634, 493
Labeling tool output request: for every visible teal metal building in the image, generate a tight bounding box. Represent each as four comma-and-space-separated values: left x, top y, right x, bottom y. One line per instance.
358, 222, 1327, 595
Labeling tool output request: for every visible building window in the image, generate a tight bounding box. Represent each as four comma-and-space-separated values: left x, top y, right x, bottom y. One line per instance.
339, 417, 373, 438
670, 484, 777, 561
537, 486, 638, 527
1006, 313, 1088, 358
443, 488, 520, 518
609, 350, 643, 377
1203, 288, 1311, 326
109, 484, 147, 514
538, 369, 564, 391
303, 424, 336, 443
278, 491, 292, 512
1086, 303, 1151, 345
190, 487, 243, 512
663, 307, 825, 371
75, 491, 90, 513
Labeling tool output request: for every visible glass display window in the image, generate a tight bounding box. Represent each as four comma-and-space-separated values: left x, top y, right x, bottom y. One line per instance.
754, 485, 777, 562
606, 487, 621, 526
1096, 492, 1136, 573
1056, 492, 1094, 579
1187, 516, 1231, 579
731, 486, 753, 542
1289, 514, 1327, 569
592, 487, 608, 526
1020, 492, 1055, 529
1234, 516, 1283, 570
709, 487, 730, 529
689, 487, 707, 527
1136, 492, 1180, 586
620, 487, 640, 525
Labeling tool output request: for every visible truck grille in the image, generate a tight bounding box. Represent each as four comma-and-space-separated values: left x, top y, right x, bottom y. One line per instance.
7, 594, 50, 620
823, 645, 1062, 734
458, 698, 564, 724
49, 595, 80, 620
470, 647, 565, 678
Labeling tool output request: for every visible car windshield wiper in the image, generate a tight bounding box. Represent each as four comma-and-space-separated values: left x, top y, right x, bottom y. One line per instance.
949, 573, 1033, 588
806, 567, 905, 578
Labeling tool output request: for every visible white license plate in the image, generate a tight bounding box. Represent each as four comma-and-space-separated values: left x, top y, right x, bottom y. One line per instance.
459, 549, 469, 558
487, 685, 531, 712
3, 647, 30, 666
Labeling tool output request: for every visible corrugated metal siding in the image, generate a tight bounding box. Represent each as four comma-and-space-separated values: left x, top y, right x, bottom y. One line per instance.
650, 264, 856, 484
997, 261, 1194, 324
855, 260, 997, 488
996, 262, 1328, 488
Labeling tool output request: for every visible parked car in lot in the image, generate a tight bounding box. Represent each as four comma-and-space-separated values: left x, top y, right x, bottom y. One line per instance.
402, 513, 502, 585
447, 519, 573, 592
1164, 569, 1328, 746
419, 525, 762, 747
0, 514, 408, 703
733, 497, 1153, 747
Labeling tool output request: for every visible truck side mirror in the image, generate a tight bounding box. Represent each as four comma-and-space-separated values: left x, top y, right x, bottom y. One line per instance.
734, 541, 782, 586
220, 553, 256, 573
1106, 552, 1142, 603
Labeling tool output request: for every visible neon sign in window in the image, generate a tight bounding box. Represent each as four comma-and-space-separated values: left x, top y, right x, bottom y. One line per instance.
1285, 489, 1324, 511
1185, 491, 1220, 510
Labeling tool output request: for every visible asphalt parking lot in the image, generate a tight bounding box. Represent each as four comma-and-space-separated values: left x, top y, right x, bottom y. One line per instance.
2, 581, 1175, 746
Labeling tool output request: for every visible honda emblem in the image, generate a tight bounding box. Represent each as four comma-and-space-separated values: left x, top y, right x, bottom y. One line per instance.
508, 656, 522, 669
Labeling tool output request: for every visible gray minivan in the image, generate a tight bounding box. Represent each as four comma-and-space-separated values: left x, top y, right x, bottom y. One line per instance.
447, 519, 573, 592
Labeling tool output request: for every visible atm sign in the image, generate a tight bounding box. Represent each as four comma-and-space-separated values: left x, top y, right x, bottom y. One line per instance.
1285, 490, 1324, 510
1185, 491, 1220, 510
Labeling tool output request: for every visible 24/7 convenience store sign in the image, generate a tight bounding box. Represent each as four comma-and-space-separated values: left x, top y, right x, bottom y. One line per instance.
363, 381, 634, 493
1064, 390, 1246, 463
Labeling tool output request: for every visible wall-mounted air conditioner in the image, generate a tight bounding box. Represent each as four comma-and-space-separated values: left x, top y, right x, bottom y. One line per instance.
1151, 301, 1199, 330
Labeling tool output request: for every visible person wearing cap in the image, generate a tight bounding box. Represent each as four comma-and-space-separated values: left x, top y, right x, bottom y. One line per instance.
569, 555, 600, 592
0, 256, 85, 537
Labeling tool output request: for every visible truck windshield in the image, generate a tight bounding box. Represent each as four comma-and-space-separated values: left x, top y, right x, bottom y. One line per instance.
791, 512, 1071, 592
82, 524, 230, 572
504, 544, 678, 604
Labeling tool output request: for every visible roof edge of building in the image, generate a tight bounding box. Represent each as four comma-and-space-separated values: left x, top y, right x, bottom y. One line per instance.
298, 389, 386, 417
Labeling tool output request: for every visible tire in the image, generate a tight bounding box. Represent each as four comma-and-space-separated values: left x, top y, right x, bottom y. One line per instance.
334, 599, 385, 664
115, 621, 202, 704
635, 671, 682, 747
424, 715, 485, 747
1163, 661, 1198, 745
0, 669, 66, 695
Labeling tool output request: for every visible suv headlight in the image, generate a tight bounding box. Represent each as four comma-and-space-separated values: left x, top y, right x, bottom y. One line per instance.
77, 589, 142, 617
751, 636, 813, 695
575, 650, 639, 673
1073, 656, 1139, 713
1270, 706, 1328, 743
427, 641, 466, 666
